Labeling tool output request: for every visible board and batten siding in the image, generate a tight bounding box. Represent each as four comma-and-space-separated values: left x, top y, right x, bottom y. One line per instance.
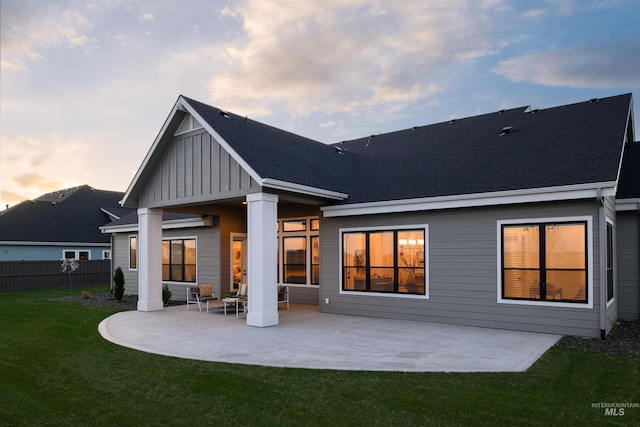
617, 211, 640, 321
320, 200, 605, 337
139, 129, 259, 208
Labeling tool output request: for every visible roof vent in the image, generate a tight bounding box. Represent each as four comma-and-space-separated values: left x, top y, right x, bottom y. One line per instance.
530, 109, 540, 114
498, 109, 506, 114
51, 202, 57, 206
589, 98, 600, 103
218, 110, 230, 118
411, 126, 419, 131
335, 146, 344, 155
449, 119, 457, 123
365, 135, 376, 147
499, 126, 513, 136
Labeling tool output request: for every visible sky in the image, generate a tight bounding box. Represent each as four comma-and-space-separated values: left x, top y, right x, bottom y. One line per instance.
1, 0, 639, 209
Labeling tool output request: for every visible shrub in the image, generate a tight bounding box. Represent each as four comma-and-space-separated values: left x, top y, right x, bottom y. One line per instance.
81, 291, 91, 299
162, 284, 172, 305
113, 267, 125, 301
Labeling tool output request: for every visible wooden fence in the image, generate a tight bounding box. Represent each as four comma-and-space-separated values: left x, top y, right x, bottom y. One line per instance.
0, 260, 111, 291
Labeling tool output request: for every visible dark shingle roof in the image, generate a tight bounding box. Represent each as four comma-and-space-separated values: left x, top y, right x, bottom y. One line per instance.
184, 97, 354, 196
0, 185, 126, 243
617, 141, 640, 199
333, 94, 632, 204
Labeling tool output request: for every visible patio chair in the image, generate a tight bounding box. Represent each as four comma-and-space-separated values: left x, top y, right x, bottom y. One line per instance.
186, 284, 216, 311
233, 283, 248, 298
278, 285, 289, 310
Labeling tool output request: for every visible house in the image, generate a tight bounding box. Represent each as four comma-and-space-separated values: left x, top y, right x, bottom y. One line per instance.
101, 93, 638, 337
0, 185, 130, 261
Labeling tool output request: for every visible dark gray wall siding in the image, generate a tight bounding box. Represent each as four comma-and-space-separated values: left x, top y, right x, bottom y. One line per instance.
139, 129, 259, 208
618, 211, 640, 320
320, 200, 604, 337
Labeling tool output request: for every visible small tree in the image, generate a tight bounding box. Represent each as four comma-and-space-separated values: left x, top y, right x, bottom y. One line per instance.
61, 258, 80, 294
113, 267, 125, 301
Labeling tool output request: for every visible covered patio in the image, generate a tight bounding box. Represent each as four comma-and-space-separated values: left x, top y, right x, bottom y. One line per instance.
98, 304, 561, 372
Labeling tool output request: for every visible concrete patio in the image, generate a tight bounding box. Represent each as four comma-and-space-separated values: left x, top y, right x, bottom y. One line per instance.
98, 304, 561, 372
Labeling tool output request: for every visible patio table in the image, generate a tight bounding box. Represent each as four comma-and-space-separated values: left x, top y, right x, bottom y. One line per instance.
206, 298, 240, 318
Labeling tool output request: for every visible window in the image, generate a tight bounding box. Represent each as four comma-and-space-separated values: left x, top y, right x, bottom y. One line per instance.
129, 236, 137, 270
283, 237, 306, 284
342, 228, 426, 295
62, 250, 91, 260
277, 216, 319, 286
102, 250, 111, 260
501, 221, 587, 304
606, 222, 614, 303
162, 238, 196, 282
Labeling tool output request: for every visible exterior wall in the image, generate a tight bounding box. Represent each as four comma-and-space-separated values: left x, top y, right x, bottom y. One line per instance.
138, 129, 260, 208
617, 211, 640, 320
320, 200, 605, 337
0, 245, 109, 261
110, 223, 219, 300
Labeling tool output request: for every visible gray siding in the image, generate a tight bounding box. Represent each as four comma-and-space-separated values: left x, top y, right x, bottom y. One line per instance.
109, 223, 219, 301
139, 129, 259, 208
320, 200, 605, 337
618, 211, 640, 320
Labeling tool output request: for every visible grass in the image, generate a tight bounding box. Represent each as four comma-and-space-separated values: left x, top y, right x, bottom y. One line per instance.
1, 286, 639, 426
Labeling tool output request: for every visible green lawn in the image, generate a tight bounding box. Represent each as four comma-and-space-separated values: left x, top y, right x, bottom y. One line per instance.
1, 286, 638, 426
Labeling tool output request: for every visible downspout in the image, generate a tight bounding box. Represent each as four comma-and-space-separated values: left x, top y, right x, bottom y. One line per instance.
110, 234, 114, 295
597, 189, 607, 340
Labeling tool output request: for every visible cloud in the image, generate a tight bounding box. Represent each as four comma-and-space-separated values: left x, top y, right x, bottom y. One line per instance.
493, 39, 640, 88
1, 1, 97, 71
0, 189, 28, 205
137, 13, 156, 22
208, 0, 517, 118
1, 134, 92, 198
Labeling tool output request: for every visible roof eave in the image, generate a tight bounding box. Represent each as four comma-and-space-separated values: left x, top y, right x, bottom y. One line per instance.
322, 182, 617, 217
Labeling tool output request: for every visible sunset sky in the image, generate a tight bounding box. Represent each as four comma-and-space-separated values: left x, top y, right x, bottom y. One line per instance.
2, 0, 639, 208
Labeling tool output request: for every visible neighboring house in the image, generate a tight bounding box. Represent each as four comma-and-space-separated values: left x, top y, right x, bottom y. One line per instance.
101, 93, 638, 337
0, 185, 131, 261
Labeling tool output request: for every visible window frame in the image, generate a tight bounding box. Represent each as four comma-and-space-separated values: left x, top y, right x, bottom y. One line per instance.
277, 216, 320, 286
162, 237, 197, 284
129, 235, 137, 270
61, 249, 92, 260
497, 216, 593, 309
606, 219, 614, 305
339, 224, 429, 299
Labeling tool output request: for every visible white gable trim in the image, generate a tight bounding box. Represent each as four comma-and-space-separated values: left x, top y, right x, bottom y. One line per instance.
322, 182, 617, 217
261, 178, 348, 200
616, 198, 640, 211
100, 216, 212, 234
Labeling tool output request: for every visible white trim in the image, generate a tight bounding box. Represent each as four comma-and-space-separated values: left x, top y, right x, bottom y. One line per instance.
230, 232, 247, 292
496, 216, 594, 309
338, 224, 429, 300
100, 217, 212, 234
0, 241, 107, 247
615, 199, 640, 211
102, 249, 111, 260
61, 249, 92, 260
129, 235, 137, 271
605, 217, 615, 308
261, 178, 348, 200
278, 216, 321, 286
322, 183, 616, 217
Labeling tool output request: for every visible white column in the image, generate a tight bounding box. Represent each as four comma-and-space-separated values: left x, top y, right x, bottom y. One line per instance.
137, 207, 164, 311
246, 192, 279, 327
